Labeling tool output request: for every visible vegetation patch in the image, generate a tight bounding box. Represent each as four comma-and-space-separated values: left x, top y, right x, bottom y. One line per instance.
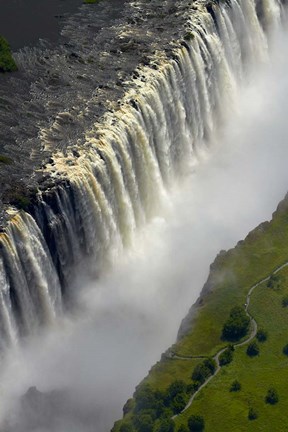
0, 36, 17, 73
229, 380, 241, 392
219, 345, 234, 366
222, 306, 249, 341
246, 341, 260, 357
113, 196, 288, 431
248, 407, 258, 420
256, 328, 268, 342
0, 154, 13, 165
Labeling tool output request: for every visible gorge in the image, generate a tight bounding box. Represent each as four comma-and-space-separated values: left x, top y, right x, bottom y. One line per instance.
0, 0, 287, 430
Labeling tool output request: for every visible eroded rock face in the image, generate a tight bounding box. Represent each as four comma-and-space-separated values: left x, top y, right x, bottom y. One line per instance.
0, 0, 196, 226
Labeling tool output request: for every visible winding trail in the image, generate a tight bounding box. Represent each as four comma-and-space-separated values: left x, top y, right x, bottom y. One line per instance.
172, 261, 288, 419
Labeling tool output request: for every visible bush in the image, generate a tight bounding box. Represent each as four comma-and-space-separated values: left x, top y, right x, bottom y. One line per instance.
0, 36, 17, 72
256, 329, 268, 342
188, 415, 205, 431
265, 388, 279, 405
178, 426, 189, 432
134, 384, 157, 413
170, 392, 188, 414
283, 344, 288, 356
0, 154, 13, 164
120, 423, 135, 432
246, 341, 259, 357
155, 419, 175, 432
248, 407, 258, 420
230, 380, 241, 392
282, 296, 288, 307
123, 398, 135, 415
191, 358, 216, 385
267, 274, 281, 290
167, 380, 187, 400
219, 345, 234, 366
133, 413, 154, 432
222, 306, 250, 341
203, 358, 216, 375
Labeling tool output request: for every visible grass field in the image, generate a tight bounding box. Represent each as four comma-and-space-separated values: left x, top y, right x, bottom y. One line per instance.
175, 266, 288, 431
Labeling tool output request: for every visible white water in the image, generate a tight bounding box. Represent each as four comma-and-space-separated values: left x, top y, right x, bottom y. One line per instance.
0, 0, 287, 430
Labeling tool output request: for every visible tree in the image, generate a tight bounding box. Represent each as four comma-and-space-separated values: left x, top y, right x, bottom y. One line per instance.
219, 346, 234, 366
282, 295, 288, 307
123, 398, 135, 415
246, 341, 259, 357
167, 380, 187, 399
283, 344, 288, 356
222, 306, 250, 341
0, 36, 18, 73
134, 384, 157, 412
191, 358, 216, 385
178, 425, 189, 432
248, 407, 258, 420
120, 423, 135, 432
265, 387, 279, 405
188, 415, 205, 431
230, 380, 241, 392
170, 392, 188, 414
155, 419, 175, 432
256, 328, 268, 342
203, 358, 216, 375
267, 274, 281, 290
133, 413, 154, 432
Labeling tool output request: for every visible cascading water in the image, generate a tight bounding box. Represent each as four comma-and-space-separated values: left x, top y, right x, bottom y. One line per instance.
0, 0, 284, 347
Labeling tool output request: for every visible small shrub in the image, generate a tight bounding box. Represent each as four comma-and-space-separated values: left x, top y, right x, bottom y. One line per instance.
0, 154, 13, 164
282, 296, 288, 307
184, 32, 194, 41
248, 407, 258, 420
123, 398, 135, 415
230, 380, 241, 392
267, 274, 281, 290
256, 329, 268, 342
10, 194, 31, 210
246, 342, 259, 357
283, 344, 288, 356
188, 415, 205, 431
265, 387, 279, 405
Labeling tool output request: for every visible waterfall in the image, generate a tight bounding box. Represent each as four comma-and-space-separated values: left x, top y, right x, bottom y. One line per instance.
0, 0, 284, 347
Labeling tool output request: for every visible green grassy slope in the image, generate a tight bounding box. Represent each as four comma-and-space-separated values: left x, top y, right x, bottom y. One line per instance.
175, 266, 288, 431
113, 195, 288, 431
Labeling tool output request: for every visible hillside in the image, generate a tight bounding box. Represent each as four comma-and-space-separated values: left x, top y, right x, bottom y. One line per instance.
113, 194, 288, 431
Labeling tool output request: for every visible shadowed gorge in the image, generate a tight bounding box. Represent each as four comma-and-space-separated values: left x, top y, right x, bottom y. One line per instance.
0, 0, 287, 430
